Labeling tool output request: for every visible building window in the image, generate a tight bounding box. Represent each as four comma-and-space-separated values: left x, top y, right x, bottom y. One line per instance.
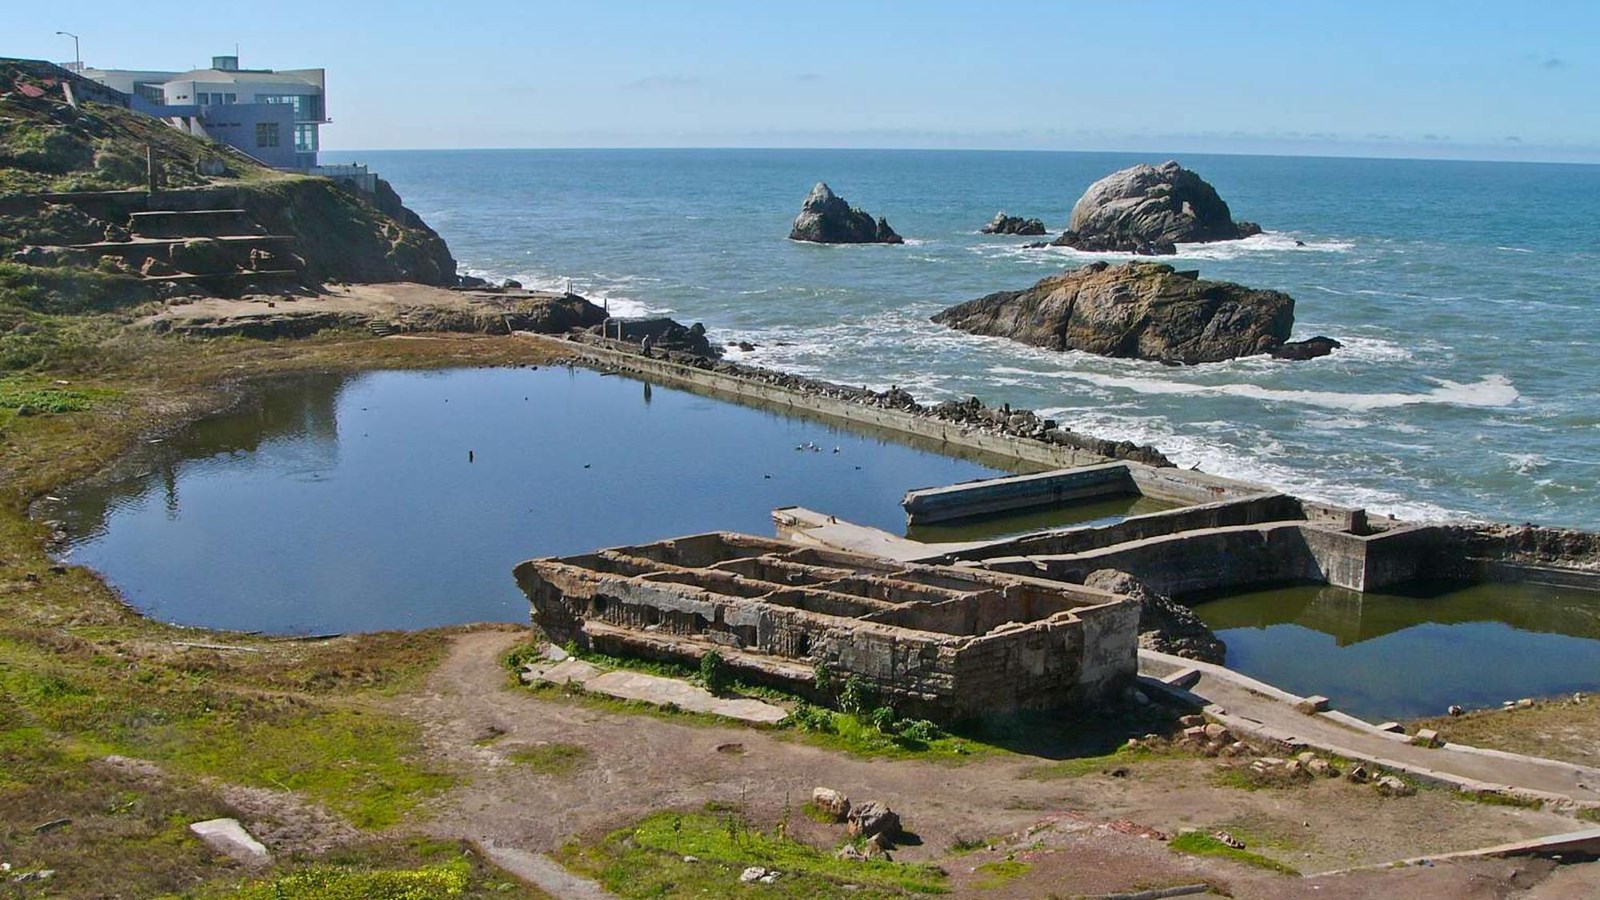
255, 94, 322, 121
224, 93, 236, 104
197, 93, 209, 105
294, 123, 318, 153
255, 122, 280, 148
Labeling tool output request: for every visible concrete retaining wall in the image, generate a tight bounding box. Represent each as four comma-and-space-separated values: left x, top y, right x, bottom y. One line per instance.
902, 463, 1132, 524
937, 493, 1303, 564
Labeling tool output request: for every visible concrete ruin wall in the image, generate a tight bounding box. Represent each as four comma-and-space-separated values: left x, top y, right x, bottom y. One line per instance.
513, 533, 1139, 721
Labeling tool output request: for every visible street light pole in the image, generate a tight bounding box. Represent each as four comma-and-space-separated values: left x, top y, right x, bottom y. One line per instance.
55, 31, 81, 72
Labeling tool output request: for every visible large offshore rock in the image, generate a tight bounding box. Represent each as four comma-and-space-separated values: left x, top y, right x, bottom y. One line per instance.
932, 261, 1296, 364
1052, 161, 1261, 255
788, 182, 903, 244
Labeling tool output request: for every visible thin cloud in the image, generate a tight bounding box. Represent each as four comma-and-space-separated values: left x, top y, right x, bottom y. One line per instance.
792, 73, 823, 83
622, 75, 702, 91
1541, 57, 1567, 69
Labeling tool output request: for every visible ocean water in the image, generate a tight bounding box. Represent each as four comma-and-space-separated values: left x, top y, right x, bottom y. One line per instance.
323, 149, 1600, 528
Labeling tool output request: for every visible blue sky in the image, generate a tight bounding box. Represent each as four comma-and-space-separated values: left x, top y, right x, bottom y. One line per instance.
13, 1, 1599, 161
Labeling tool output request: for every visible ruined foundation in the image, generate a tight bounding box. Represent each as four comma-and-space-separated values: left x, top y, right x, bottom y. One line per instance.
513, 532, 1140, 722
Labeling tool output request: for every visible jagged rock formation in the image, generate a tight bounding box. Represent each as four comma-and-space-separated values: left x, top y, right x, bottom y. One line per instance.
788, 183, 903, 244
590, 317, 719, 358
1084, 569, 1225, 663
1051, 161, 1262, 255
933, 261, 1314, 364
981, 212, 1046, 236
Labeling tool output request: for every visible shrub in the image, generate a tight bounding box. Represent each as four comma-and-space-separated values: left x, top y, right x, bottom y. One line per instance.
896, 719, 940, 743
783, 702, 837, 734
869, 706, 898, 734
838, 675, 873, 715
699, 650, 732, 696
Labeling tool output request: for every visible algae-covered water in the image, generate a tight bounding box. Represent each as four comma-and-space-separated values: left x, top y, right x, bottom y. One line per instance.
1195, 581, 1600, 720
43, 367, 1005, 634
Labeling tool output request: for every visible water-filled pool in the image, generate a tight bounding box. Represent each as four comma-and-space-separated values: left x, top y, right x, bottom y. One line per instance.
1194, 580, 1600, 721
43, 366, 1007, 634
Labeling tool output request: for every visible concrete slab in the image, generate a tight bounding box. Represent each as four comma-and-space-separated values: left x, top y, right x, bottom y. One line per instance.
584, 671, 789, 724
521, 658, 601, 686
189, 818, 270, 866
773, 506, 982, 562
479, 840, 620, 899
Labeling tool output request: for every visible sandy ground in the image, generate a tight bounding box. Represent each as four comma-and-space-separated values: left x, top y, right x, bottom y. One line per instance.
387, 629, 1599, 898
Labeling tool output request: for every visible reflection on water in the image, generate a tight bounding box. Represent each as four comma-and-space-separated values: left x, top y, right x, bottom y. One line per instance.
1195, 581, 1600, 720
43, 367, 1005, 635
904, 494, 1178, 544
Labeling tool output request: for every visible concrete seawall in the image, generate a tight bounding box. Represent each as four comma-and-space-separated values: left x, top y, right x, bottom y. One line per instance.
518, 334, 1139, 473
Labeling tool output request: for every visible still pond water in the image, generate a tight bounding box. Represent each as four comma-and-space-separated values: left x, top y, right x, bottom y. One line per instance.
44, 367, 1600, 721
45, 367, 1005, 634
1196, 581, 1600, 720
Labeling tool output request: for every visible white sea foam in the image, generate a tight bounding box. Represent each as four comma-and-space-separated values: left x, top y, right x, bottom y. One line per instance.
1030, 408, 1468, 522
1496, 246, 1535, 253
967, 230, 1352, 265
992, 367, 1519, 412
1170, 232, 1354, 259
488, 270, 670, 318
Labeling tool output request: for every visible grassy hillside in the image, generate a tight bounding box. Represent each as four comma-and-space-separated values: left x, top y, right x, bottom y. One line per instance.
0, 59, 265, 195
0, 59, 458, 374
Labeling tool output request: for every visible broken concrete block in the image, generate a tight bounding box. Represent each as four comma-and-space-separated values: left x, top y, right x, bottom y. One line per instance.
1203, 723, 1232, 743
811, 787, 851, 821
1377, 722, 1405, 734
189, 818, 270, 866
1295, 695, 1330, 714
739, 866, 767, 883
1347, 765, 1370, 784
1307, 758, 1336, 777
1376, 775, 1416, 797
1412, 728, 1442, 748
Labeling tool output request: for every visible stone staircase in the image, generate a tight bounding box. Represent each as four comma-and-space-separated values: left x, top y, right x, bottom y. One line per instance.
17, 193, 305, 290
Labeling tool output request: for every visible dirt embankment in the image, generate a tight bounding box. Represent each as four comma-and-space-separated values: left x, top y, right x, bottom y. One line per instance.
137, 283, 606, 339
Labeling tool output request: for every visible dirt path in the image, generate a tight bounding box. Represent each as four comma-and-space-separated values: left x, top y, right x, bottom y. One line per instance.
387, 630, 1599, 898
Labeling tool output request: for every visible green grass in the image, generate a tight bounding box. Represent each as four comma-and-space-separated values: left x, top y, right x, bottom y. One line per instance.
0, 377, 114, 412
166, 838, 551, 899
556, 811, 949, 898
508, 742, 592, 776
1578, 807, 1600, 824
800, 801, 838, 824
972, 859, 1031, 889
1167, 831, 1300, 875
1456, 789, 1544, 810
200, 860, 470, 899
0, 633, 452, 830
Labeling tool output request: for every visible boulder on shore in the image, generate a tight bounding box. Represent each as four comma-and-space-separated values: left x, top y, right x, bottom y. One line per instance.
932, 261, 1302, 364
789, 183, 903, 244
981, 212, 1046, 236
1051, 161, 1261, 255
